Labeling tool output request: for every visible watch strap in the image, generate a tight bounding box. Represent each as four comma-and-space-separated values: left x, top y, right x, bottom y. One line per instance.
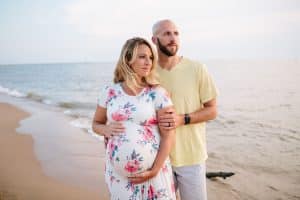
184, 113, 191, 125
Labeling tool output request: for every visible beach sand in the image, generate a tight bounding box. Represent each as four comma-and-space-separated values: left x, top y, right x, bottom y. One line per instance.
0, 103, 103, 200
1, 95, 299, 200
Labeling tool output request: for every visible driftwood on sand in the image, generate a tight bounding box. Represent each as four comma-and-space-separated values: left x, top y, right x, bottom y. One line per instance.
206, 172, 235, 179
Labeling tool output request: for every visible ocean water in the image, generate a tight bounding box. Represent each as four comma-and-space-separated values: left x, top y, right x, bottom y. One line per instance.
204, 60, 300, 173
0, 62, 114, 133
1, 60, 299, 136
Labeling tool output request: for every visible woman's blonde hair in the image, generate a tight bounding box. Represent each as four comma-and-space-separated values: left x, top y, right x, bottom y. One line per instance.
113, 37, 159, 94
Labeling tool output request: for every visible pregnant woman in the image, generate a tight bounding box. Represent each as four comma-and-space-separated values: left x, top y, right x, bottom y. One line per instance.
92, 37, 176, 200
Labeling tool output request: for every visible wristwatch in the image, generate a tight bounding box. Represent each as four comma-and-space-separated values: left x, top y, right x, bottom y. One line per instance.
184, 113, 191, 125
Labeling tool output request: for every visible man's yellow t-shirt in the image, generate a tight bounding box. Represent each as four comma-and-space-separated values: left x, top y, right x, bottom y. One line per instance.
156, 57, 218, 167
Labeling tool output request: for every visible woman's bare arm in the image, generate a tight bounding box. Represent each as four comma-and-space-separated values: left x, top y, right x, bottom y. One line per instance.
92, 106, 125, 138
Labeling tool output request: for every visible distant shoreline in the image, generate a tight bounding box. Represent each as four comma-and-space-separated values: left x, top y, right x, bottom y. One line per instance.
0, 58, 299, 66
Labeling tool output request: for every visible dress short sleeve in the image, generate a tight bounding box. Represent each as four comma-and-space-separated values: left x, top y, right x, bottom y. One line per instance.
97, 85, 110, 108
154, 86, 173, 110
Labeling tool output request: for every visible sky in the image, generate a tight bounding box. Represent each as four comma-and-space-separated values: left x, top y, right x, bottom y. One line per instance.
0, 0, 299, 64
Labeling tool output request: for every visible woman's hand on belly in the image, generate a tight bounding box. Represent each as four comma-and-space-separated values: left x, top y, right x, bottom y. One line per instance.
127, 168, 159, 184
103, 121, 125, 138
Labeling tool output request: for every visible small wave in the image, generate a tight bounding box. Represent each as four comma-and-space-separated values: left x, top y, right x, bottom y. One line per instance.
26, 92, 45, 102
212, 117, 239, 128
0, 85, 26, 97
0, 85, 54, 105
25, 92, 53, 105
59, 102, 76, 109
69, 117, 103, 141
58, 101, 95, 110
226, 120, 237, 124
70, 117, 91, 130
90, 132, 104, 141
43, 99, 53, 105
64, 109, 73, 115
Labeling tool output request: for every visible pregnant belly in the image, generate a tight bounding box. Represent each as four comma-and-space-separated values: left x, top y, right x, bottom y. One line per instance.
106, 123, 160, 177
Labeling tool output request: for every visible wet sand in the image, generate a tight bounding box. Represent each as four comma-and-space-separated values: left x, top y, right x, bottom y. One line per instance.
0, 103, 102, 200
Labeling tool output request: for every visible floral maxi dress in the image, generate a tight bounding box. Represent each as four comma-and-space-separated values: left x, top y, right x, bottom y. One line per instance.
97, 83, 176, 200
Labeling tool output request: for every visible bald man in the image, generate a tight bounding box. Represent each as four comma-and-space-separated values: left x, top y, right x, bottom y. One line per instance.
152, 19, 218, 200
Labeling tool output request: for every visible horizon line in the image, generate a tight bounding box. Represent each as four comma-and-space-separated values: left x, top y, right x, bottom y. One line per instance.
0, 57, 299, 66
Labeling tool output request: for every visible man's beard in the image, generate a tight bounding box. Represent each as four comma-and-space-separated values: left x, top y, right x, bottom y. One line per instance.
157, 38, 177, 57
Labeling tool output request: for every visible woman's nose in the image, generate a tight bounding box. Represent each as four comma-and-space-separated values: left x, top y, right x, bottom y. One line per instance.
145, 57, 151, 65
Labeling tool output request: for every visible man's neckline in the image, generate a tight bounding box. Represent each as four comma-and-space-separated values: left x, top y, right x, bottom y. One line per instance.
158, 56, 184, 71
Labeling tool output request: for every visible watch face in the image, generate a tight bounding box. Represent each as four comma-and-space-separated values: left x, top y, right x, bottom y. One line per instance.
184, 114, 190, 124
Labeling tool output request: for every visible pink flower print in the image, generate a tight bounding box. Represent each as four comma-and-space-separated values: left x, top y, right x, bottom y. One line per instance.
141, 185, 145, 196
162, 164, 168, 173
141, 116, 157, 128
164, 90, 171, 98
144, 86, 151, 94
109, 174, 120, 185
124, 159, 140, 173
108, 142, 117, 161
147, 184, 156, 199
125, 182, 136, 192
108, 141, 114, 151
111, 110, 129, 121
147, 117, 158, 126
142, 126, 155, 141
108, 88, 116, 98
110, 175, 115, 184
171, 182, 176, 193
105, 88, 118, 105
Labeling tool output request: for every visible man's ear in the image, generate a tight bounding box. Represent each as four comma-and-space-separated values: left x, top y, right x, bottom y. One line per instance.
151, 36, 157, 44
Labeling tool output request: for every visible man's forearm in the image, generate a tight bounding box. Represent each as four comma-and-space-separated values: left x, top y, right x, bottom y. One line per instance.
158, 99, 217, 129
188, 105, 217, 124
181, 98, 217, 126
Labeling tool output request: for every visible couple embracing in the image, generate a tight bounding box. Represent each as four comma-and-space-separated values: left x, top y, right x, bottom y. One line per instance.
93, 19, 218, 200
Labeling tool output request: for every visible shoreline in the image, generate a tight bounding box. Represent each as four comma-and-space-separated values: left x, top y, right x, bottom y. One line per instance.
0, 102, 104, 199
